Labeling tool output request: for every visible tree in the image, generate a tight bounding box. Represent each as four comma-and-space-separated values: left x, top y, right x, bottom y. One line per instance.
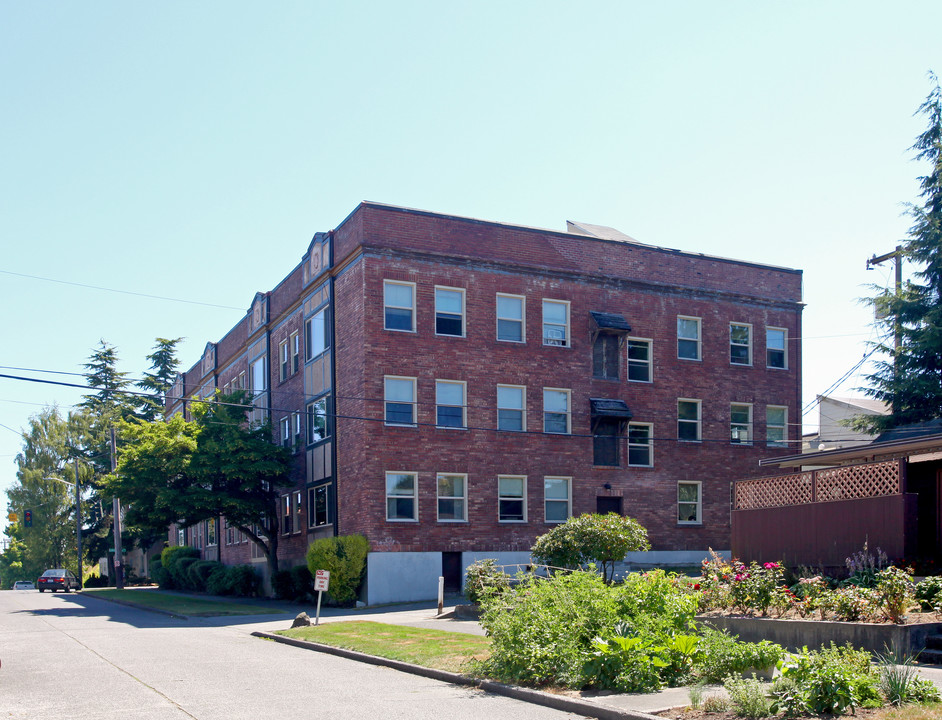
3, 407, 91, 583
137, 337, 182, 422
530, 513, 650, 583
106, 392, 291, 584
858, 74, 942, 432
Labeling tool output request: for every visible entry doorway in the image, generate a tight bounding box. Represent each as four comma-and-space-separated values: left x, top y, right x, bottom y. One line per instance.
442, 551, 462, 593
596, 496, 623, 515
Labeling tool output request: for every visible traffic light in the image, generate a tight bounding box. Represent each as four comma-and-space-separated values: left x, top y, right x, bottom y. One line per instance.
24, 510, 32, 527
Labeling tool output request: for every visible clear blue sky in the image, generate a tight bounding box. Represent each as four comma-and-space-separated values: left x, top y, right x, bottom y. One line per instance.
2, 2, 940, 513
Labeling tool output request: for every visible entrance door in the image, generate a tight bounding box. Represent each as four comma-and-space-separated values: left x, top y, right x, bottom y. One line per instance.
596, 496, 623, 515
442, 552, 462, 593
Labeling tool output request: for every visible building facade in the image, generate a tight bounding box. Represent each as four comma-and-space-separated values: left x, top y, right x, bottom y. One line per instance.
166, 202, 803, 603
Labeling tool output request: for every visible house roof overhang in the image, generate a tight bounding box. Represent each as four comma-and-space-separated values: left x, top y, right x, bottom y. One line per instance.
759, 432, 942, 469
590, 398, 632, 419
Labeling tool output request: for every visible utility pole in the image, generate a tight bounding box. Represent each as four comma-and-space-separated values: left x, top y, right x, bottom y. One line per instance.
73, 456, 83, 590
867, 245, 904, 414
110, 428, 124, 590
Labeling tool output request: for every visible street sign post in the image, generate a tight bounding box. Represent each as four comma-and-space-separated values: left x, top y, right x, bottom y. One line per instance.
314, 569, 330, 626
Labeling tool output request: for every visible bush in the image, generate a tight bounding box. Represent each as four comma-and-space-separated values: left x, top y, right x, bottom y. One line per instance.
694, 628, 784, 682
617, 570, 698, 636
464, 559, 510, 605
160, 545, 200, 590
306, 535, 369, 605
777, 643, 881, 715
723, 674, 773, 718
915, 575, 942, 612
187, 560, 223, 592
876, 566, 916, 622
530, 513, 649, 582
204, 564, 260, 597
150, 555, 170, 588
273, 565, 313, 601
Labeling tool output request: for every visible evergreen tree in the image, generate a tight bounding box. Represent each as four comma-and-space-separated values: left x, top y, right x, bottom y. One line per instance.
137, 337, 182, 422
860, 74, 942, 433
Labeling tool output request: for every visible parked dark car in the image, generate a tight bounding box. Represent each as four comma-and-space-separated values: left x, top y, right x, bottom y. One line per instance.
37, 569, 80, 593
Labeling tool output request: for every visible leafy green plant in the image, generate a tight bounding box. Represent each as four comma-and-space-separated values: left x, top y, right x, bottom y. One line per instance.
272, 565, 313, 601
583, 628, 666, 692
464, 559, 510, 605
205, 564, 259, 596
777, 643, 880, 715
843, 541, 888, 588
306, 534, 369, 605
530, 513, 649, 582
876, 566, 916, 622
617, 569, 698, 637
830, 585, 879, 621
159, 545, 199, 589
694, 628, 784, 682
915, 575, 942, 612
723, 674, 773, 718
187, 559, 223, 592
688, 682, 706, 709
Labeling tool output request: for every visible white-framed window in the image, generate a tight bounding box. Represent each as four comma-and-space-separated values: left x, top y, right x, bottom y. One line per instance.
177, 527, 185, 546
309, 483, 331, 528
496, 293, 525, 342
730, 403, 753, 445
280, 416, 291, 449
435, 286, 465, 337
497, 384, 526, 432
435, 380, 466, 428
677, 316, 701, 361
767, 327, 787, 369
543, 388, 571, 434
544, 476, 571, 523
384, 376, 416, 426
281, 494, 292, 535
279, 339, 289, 381
498, 475, 527, 522
542, 299, 570, 347
293, 490, 302, 533
437, 473, 467, 522
251, 357, 266, 397
384, 280, 415, 332
678, 481, 702, 524
292, 412, 302, 447
290, 331, 300, 374
307, 397, 328, 443
306, 307, 328, 360
386, 471, 417, 521
730, 323, 752, 366
626, 338, 652, 383
766, 405, 788, 447
677, 399, 701, 441
627, 422, 653, 467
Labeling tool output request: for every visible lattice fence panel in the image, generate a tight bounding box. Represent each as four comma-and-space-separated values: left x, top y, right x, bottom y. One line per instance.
815, 460, 900, 502
734, 472, 813, 510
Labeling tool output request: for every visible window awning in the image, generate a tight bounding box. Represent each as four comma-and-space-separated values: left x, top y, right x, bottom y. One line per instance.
590, 398, 632, 419
590, 311, 631, 333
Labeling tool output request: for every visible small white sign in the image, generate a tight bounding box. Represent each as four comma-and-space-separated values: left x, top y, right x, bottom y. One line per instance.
314, 569, 330, 592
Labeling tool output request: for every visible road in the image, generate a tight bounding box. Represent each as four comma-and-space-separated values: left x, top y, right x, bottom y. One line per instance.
0, 589, 586, 720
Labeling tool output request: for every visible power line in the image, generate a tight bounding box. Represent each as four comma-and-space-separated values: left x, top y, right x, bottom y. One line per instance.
0, 268, 244, 311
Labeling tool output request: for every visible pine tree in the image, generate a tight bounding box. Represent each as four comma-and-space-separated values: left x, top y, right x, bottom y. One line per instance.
137, 337, 182, 422
860, 74, 942, 433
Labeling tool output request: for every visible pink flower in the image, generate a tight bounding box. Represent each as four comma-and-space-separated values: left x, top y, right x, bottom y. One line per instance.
763, 562, 779, 569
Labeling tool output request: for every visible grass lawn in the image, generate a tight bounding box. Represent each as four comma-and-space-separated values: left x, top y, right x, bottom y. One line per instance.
278, 621, 491, 674
84, 588, 282, 617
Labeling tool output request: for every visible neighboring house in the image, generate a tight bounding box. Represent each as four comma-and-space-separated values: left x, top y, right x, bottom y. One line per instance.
165, 202, 803, 603
732, 419, 942, 571
803, 395, 889, 452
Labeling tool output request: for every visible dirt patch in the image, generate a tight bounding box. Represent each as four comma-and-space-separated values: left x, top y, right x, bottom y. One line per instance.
697, 609, 942, 626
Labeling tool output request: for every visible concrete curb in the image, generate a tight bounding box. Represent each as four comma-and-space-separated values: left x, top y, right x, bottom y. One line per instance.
75, 591, 190, 620
252, 630, 662, 720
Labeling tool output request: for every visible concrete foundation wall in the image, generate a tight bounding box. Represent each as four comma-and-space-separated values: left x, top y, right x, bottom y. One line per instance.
365, 551, 442, 605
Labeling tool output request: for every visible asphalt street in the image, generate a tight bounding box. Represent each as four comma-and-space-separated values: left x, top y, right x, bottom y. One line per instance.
0, 589, 588, 720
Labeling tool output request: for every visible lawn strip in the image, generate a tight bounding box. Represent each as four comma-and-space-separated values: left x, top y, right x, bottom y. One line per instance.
83, 588, 281, 617
277, 620, 489, 673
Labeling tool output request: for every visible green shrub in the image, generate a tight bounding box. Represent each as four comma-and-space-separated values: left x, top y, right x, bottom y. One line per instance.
203, 564, 259, 597
617, 569, 698, 636
306, 535, 369, 605
530, 513, 649, 582
272, 565, 313, 601
915, 575, 942, 612
464, 559, 510, 605
876, 647, 942, 706
174, 557, 199, 590
583, 629, 666, 692
159, 545, 199, 589
694, 628, 784, 682
723, 674, 773, 718
187, 560, 223, 592
876, 566, 916, 622
777, 643, 880, 714
478, 569, 623, 687
206, 565, 232, 595
150, 555, 169, 587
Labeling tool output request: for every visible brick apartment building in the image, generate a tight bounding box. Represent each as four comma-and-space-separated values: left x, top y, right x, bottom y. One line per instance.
165, 202, 803, 603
